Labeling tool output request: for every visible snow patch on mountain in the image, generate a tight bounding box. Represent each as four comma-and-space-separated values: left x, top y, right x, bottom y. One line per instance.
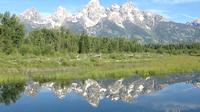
19, 0, 166, 30
74, 0, 106, 28
20, 7, 42, 21
48, 6, 71, 27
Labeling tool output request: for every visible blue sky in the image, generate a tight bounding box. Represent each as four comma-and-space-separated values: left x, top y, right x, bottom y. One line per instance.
0, 0, 200, 23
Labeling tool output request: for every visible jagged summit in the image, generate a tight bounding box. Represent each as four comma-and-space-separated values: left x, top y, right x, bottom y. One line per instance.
75, 0, 106, 28
121, 1, 139, 11
21, 7, 39, 15
20, 7, 41, 20
49, 6, 71, 26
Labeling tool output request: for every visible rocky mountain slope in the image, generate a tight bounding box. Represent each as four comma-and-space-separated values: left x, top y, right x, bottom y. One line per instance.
19, 0, 200, 43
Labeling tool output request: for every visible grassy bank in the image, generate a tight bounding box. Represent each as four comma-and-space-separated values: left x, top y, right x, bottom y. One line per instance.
0, 53, 200, 83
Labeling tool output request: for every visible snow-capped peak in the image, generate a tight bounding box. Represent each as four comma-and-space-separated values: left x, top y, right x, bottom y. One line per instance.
49, 6, 71, 26
106, 1, 146, 28
55, 6, 71, 16
121, 2, 144, 22
20, 7, 41, 20
75, 0, 106, 28
19, 0, 166, 32
111, 4, 120, 10
21, 7, 39, 15
121, 1, 139, 12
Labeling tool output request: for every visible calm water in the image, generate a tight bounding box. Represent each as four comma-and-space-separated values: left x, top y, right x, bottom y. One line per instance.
0, 74, 200, 112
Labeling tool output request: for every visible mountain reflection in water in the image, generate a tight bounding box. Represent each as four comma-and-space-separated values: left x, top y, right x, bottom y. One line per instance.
0, 73, 200, 112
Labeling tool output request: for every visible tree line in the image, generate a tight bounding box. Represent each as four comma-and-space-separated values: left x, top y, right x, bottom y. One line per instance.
0, 12, 200, 56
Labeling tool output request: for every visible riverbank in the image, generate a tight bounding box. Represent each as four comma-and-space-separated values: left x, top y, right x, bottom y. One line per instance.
0, 53, 200, 83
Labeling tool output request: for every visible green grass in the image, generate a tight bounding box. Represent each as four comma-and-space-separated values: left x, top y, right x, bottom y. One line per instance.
0, 53, 200, 83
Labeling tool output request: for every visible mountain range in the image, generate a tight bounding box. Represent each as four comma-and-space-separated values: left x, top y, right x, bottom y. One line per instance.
19, 0, 200, 43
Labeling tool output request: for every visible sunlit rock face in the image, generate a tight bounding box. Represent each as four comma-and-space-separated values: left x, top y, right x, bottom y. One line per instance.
23, 73, 200, 107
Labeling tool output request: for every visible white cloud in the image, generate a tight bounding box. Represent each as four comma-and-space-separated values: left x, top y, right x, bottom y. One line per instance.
154, 0, 200, 4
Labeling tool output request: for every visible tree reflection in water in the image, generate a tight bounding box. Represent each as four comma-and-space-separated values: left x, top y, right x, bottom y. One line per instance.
0, 82, 25, 105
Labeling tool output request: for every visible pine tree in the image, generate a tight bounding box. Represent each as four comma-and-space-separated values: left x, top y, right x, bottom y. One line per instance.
78, 32, 90, 53
0, 12, 24, 54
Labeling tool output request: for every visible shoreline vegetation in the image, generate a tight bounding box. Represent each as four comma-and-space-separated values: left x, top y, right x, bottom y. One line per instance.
0, 12, 200, 83
0, 53, 200, 83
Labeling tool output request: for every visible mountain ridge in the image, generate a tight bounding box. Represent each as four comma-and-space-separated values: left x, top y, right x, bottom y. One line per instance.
19, 0, 166, 29
19, 0, 200, 43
